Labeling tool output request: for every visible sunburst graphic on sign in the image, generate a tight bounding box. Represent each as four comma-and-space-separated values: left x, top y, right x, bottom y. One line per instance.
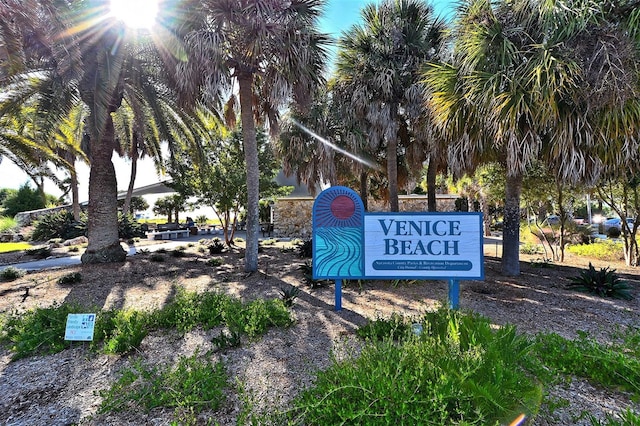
313, 187, 365, 278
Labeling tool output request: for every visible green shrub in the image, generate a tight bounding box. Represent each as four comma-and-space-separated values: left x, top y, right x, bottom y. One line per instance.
0, 266, 26, 282
0, 216, 18, 233
31, 210, 85, 241
57, 272, 82, 285
238, 299, 293, 338
279, 285, 300, 307
356, 312, 411, 341
99, 353, 227, 417
170, 249, 186, 257
290, 308, 542, 425
31, 211, 144, 241
567, 263, 632, 300
149, 253, 165, 262
298, 260, 329, 288
533, 330, 640, 397
25, 245, 52, 258
207, 257, 223, 267
607, 227, 622, 238
211, 329, 241, 351
0, 290, 292, 360
117, 213, 146, 239
297, 239, 312, 258
98, 310, 150, 354
520, 242, 542, 255
207, 238, 226, 255
0, 303, 79, 360
566, 240, 624, 261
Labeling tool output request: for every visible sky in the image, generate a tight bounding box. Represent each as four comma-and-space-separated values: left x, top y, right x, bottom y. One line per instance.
0, 0, 456, 211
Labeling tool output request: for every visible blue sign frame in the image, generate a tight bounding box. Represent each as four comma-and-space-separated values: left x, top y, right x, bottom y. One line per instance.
312, 186, 485, 310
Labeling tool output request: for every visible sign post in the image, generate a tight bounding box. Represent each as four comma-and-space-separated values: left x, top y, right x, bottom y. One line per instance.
312, 187, 484, 311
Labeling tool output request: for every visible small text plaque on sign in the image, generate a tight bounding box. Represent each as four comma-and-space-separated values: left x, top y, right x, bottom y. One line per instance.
64, 313, 96, 341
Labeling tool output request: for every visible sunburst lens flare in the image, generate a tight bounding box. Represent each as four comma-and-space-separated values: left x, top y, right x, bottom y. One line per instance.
289, 119, 381, 171
110, 0, 159, 29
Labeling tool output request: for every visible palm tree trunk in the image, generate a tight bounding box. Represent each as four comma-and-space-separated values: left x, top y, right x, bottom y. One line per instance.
122, 143, 138, 215
81, 114, 126, 264
359, 171, 368, 211
65, 152, 81, 221
557, 181, 566, 262
36, 176, 46, 207
480, 193, 491, 236
387, 136, 399, 212
502, 171, 522, 276
427, 154, 437, 212
238, 72, 259, 272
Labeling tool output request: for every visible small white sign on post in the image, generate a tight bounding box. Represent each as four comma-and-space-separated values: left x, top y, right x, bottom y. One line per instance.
64, 313, 96, 341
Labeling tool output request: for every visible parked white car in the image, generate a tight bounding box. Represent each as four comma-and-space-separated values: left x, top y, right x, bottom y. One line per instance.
603, 217, 634, 232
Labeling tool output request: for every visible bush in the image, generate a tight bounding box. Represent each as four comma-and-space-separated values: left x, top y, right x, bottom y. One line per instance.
25, 245, 52, 259
207, 238, 226, 255
117, 213, 146, 239
298, 260, 329, 288
566, 240, 624, 261
533, 330, 640, 396
207, 257, 223, 267
567, 263, 632, 300
57, 272, 82, 285
99, 353, 227, 418
149, 253, 165, 262
0, 216, 18, 233
290, 308, 542, 425
31, 210, 85, 241
0, 302, 79, 359
0, 266, 25, 282
520, 242, 542, 255
297, 239, 312, 258
607, 227, 622, 238
31, 211, 144, 241
98, 310, 150, 354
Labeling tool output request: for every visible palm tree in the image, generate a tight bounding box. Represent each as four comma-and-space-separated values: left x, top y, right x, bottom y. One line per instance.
0, 0, 203, 263
178, 0, 330, 272
424, 0, 640, 275
0, 102, 84, 207
52, 105, 90, 220
334, 0, 446, 212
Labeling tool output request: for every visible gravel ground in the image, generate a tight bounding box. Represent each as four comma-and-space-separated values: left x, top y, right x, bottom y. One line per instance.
0, 239, 639, 425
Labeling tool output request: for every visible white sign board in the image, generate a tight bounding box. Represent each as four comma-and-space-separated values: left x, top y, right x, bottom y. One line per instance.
64, 313, 96, 341
363, 213, 484, 279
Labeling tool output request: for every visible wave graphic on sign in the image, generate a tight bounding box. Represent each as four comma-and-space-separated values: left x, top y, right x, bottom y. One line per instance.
315, 227, 363, 277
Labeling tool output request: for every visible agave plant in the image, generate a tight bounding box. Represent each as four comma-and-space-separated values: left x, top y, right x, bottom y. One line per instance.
567, 263, 633, 300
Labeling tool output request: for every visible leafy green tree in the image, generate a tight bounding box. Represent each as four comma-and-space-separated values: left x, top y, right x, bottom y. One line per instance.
0, 188, 17, 206
171, 128, 291, 245
596, 174, 640, 266
2, 183, 46, 217
180, 0, 329, 272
